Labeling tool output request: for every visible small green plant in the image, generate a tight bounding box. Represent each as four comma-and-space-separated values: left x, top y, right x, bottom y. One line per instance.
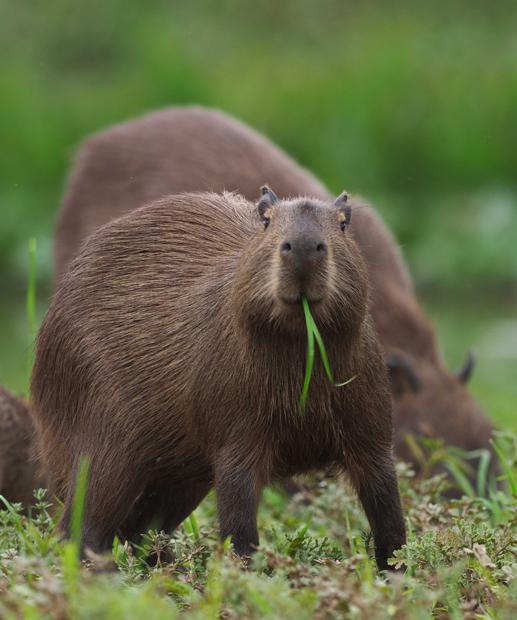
185, 512, 201, 541
299, 295, 356, 412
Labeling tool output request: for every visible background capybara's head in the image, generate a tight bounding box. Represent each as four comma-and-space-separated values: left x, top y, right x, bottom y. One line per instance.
389, 351, 494, 463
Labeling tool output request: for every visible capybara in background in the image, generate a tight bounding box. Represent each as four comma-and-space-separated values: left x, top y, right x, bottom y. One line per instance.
32, 189, 406, 570
0, 387, 42, 508
54, 106, 494, 471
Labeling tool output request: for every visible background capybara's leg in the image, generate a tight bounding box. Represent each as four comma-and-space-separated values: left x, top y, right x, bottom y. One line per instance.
346, 451, 406, 571
214, 461, 262, 556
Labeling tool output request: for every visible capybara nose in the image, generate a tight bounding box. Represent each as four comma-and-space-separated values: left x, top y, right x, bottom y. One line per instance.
280, 238, 327, 275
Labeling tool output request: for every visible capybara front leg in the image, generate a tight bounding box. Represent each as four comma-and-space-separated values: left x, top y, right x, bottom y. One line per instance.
347, 451, 406, 571
215, 461, 262, 557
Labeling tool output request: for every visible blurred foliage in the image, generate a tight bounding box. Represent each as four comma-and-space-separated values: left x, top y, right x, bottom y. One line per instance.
0, 0, 516, 290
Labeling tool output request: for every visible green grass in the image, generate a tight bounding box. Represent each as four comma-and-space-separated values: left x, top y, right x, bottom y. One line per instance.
0, 439, 515, 619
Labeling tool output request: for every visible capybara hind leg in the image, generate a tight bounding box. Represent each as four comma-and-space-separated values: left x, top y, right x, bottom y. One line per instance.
347, 452, 406, 571
121, 478, 211, 542
159, 478, 212, 533
215, 462, 262, 557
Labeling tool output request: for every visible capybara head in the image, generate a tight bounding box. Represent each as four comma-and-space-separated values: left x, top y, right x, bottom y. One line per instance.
235, 188, 366, 334
388, 350, 494, 469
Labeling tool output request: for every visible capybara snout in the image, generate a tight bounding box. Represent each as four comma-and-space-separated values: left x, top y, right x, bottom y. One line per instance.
279, 232, 328, 290
275, 215, 331, 307
256, 188, 357, 324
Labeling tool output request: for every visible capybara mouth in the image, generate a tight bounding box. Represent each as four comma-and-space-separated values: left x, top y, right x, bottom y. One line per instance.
279, 292, 324, 306
276, 267, 329, 310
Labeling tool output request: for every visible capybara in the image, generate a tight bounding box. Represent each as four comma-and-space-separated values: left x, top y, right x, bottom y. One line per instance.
0, 387, 42, 508
32, 189, 406, 570
54, 106, 494, 472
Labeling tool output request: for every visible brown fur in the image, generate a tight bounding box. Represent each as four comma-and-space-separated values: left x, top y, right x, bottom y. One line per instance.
33, 192, 405, 569
0, 387, 42, 508
54, 106, 494, 469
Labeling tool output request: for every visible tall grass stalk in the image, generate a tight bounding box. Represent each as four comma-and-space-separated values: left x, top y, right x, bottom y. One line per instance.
70, 457, 90, 557
26, 237, 37, 379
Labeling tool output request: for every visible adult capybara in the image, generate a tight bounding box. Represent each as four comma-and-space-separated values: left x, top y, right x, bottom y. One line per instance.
0, 387, 42, 508
32, 189, 406, 570
54, 106, 494, 471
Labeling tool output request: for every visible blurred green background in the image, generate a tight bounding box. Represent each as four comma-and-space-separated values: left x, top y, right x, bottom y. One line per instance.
0, 0, 515, 427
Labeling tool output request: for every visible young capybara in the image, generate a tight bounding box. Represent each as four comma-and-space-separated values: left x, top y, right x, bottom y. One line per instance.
0, 387, 42, 508
53, 106, 494, 472
32, 189, 406, 570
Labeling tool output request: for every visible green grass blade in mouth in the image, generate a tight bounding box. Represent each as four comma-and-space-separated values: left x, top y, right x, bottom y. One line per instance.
307, 309, 334, 384
334, 374, 358, 388
299, 295, 357, 410
299, 296, 315, 413
302, 296, 333, 383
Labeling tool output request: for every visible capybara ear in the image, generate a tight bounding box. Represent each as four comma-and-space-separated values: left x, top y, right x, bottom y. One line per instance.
257, 185, 278, 227
386, 353, 422, 397
456, 351, 476, 384
335, 191, 351, 231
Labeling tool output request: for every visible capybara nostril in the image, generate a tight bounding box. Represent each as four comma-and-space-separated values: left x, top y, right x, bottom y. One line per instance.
316, 242, 327, 254
280, 241, 292, 255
